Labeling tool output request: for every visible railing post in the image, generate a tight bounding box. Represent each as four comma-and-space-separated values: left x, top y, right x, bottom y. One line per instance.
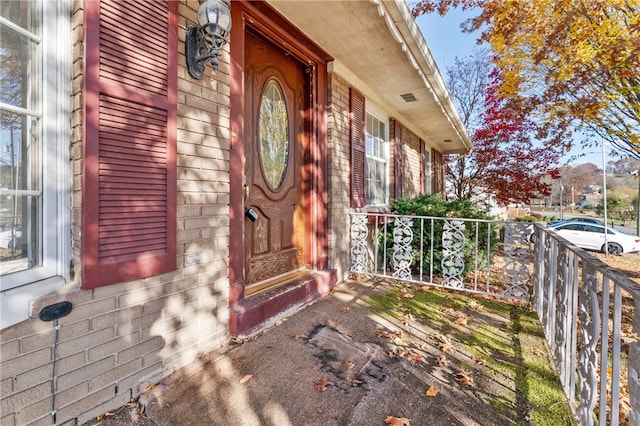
349, 213, 369, 274
629, 297, 640, 424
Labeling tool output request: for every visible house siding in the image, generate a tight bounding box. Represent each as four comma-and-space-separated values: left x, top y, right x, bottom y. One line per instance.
0, 2, 231, 425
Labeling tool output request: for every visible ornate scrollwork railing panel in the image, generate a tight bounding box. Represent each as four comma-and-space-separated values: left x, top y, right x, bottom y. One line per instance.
441, 219, 465, 289
577, 263, 600, 425
553, 245, 569, 386
391, 216, 413, 280
628, 297, 640, 425
501, 223, 533, 300
349, 213, 369, 274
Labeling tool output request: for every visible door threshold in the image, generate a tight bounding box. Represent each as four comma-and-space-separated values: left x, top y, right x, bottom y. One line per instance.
245, 268, 309, 297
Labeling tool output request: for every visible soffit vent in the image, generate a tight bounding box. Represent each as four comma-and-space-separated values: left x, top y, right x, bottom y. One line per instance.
400, 93, 417, 102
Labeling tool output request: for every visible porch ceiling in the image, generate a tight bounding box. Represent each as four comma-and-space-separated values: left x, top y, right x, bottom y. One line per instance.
268, 0, 472, 154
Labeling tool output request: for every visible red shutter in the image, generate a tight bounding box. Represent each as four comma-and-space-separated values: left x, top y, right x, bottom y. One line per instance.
393, 120, 403, 199
82, 0, 177, 289
350, 88, 366, 207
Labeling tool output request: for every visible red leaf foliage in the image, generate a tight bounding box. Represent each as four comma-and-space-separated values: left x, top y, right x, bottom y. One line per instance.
448, 68, 563, 205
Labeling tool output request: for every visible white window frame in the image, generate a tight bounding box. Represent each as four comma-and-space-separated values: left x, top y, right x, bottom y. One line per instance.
365, 108, 389, 206
0, 0, 71, 328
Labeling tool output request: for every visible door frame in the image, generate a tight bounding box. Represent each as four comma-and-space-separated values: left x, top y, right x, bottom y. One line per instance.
229, 2, 332, 309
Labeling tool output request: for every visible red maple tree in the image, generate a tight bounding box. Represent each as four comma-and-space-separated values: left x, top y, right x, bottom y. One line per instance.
447, 68, 562, 205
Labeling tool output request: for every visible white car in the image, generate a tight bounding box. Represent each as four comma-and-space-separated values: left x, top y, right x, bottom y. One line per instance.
550, 222, 640, 255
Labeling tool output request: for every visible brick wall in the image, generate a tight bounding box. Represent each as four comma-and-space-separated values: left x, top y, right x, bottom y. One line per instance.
0, 2, 231, 425
326, 73, 352, 280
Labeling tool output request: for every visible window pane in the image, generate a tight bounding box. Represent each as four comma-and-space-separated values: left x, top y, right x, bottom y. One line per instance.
1, 1, 39, 31
0, 194, 38, 275
365, 113, 388, 205
0, 4, 39, 110
1, 4, 42, 277
258, 80, 289, 190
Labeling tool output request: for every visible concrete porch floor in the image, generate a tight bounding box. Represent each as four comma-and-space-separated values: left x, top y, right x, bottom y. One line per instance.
84, 278, 574, 426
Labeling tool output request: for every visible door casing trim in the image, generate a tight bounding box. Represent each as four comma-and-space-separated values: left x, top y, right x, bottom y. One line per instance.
228, 1, 334, 334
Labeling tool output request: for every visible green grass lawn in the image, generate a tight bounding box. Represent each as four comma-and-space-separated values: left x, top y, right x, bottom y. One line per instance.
367, 283, 576, 425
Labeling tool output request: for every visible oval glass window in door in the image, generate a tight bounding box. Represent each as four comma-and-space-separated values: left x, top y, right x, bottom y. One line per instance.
258, 80, 290, 190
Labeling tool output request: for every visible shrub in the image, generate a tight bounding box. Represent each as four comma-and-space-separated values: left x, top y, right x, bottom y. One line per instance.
515, 215, 538, 222
383, 194, 498, 276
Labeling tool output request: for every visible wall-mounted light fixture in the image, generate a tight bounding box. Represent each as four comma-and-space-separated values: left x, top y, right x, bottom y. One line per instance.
186, 0, 232, 79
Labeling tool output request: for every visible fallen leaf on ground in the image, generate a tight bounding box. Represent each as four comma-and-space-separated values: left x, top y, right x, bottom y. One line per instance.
467, 300, 484, 311
430, 333, 452, 345
239, 374, 253, 384
473, 355, 486, 366
439, 342, 456, 354
532, 348, 546, 357
385, 415, 411, 426
409, 354, 423, 361
441, 307, 456, 316
314, 376, 335, 391
454, 370, 474, 385
377, 329, 409, 345
403, 293, 415, 299
339, 359, 355, 369
139, 405, 145, 415
454, 316, 469, 326
376, 329, 400, 339
142, 383, 156, 393
290, 333, 307, 342
433, 355, 450, 367
338, 306, 350, 313
346, 377, 364, 385
388, 348, 407, 359
425, 386, 439, 397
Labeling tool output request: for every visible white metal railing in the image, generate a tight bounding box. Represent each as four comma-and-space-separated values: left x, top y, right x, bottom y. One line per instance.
349, 212, 535, 300
532, 224, 640, 425
349, 212, 640, 425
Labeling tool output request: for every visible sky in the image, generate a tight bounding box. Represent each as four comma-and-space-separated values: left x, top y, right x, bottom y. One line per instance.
415, 8, 607, 168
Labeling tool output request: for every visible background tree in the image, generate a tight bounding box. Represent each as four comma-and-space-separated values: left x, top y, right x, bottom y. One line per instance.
444, 50, 493, 201
446, 55, 562, 205
413, 0, 640, 160
595, 188, 638, 224
611, 157, 640, 174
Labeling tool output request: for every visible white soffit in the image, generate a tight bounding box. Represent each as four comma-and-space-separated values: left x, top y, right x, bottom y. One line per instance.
268, 0, 472, 154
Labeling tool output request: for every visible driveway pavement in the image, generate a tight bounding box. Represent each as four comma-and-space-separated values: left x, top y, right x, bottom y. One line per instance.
83, 280, 554, 426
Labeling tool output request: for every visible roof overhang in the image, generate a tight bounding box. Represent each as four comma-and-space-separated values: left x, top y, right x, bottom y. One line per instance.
268, 0, 472, 154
